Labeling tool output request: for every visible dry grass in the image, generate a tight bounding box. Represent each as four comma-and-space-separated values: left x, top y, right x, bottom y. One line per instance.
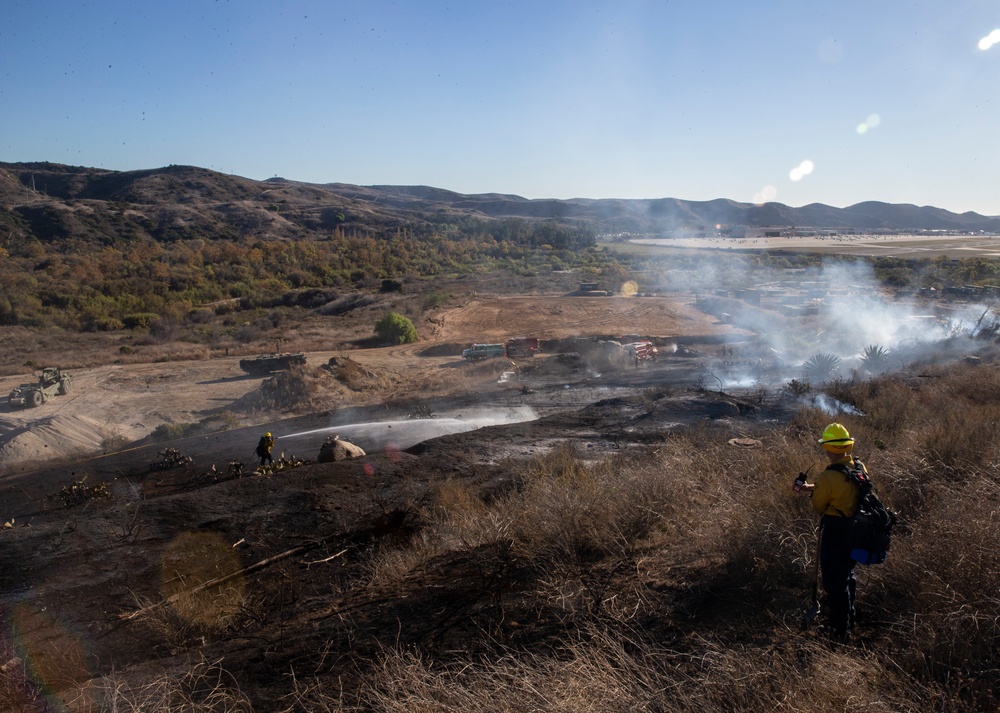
344, 627, 923, 713
66, 658, 253, 712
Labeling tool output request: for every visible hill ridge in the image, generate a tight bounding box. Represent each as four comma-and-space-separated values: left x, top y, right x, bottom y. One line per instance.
2, 161, 998, 234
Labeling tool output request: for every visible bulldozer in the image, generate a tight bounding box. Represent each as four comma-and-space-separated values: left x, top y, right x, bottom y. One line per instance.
8, 367, 73, 408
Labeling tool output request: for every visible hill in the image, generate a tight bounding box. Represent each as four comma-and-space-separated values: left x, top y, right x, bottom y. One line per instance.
4, 162, 999, 240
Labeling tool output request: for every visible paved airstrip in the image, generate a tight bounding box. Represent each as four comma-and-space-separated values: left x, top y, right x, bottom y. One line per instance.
628, 234, 1000, 258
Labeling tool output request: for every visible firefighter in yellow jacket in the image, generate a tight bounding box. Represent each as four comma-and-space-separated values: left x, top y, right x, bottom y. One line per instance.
256, 432, 275, 466
797, 423, 863, 643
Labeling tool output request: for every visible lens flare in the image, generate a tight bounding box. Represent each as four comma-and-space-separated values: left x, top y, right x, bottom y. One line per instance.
11, 604, 92, 707
621, 280, 638, 297
789, 160, 814, 182
856, 113, 880, 135
978, 29, 1000, 50
753, 185, 777, 204
161, 531, 245, 627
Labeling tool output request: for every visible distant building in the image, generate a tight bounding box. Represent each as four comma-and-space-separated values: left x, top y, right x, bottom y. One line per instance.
742, 226, 842, 239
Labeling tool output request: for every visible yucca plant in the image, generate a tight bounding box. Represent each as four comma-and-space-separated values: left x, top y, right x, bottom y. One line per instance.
802, 352, 842, 383
859, 344, 891, 373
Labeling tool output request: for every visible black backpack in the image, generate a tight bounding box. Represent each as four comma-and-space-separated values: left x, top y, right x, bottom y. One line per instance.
827, 458, 899, 565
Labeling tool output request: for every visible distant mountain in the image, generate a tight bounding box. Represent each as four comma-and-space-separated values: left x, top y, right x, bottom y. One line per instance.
2, 162, 998, 240
309, 182, 1000, 232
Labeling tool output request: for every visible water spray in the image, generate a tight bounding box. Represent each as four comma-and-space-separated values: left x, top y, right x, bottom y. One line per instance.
280, 406, 539, 452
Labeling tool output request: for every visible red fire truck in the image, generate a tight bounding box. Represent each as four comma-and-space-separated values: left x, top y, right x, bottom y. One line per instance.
505, 337, 540, 358
623, 340, 658, 367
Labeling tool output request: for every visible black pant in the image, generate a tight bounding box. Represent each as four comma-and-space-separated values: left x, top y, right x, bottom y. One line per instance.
820, 515, 857, 638
258, 451, 272, 466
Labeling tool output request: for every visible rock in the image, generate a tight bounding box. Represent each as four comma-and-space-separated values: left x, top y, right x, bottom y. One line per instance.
317, 437, 367, 462
707, 401, 740, 419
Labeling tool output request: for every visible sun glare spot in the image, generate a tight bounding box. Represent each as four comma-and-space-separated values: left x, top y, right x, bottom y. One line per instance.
978, 29, 1000, 50
621, 280, 638, 297
789, 160, 814, 182
754, 185, 778, 203
856, 113, 880, 134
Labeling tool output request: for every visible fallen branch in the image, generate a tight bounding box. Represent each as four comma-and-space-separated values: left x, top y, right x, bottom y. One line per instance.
302, 549, 347, 568
120, 541, 321, 621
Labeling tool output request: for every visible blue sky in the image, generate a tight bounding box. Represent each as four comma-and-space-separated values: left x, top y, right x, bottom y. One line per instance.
2, 1, 999, 214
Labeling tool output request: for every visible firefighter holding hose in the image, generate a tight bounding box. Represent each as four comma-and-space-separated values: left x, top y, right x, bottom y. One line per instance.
256, 432, 275, 466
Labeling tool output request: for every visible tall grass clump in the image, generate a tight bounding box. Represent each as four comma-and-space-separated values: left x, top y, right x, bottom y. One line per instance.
347, 625, 923, 713
875, 473, 1000, 709
494, 446, 680, 617
85, 658, 253, 712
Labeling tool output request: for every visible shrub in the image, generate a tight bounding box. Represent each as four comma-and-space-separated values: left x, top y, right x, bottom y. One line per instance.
374, 312, 418, 345
424, 291, 452, 309
123, 312, 161, 329
101, 429, 130, 453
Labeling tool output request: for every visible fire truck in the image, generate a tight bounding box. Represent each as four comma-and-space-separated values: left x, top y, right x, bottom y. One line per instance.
505, 337, 539, 358
623, 341, 658, 367
462, 343, 506, 361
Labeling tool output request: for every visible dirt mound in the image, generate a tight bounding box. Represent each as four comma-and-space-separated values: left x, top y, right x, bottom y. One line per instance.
0, 413, 108, 471
322, 356, 388, 390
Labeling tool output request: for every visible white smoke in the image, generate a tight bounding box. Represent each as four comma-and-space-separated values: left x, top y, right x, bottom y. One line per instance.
801, 393, 865, 417
660, 255, 993, 386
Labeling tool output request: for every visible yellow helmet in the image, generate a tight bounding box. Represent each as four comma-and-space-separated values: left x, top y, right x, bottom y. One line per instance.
265, 432, 271, 437
819, 423, 854, 454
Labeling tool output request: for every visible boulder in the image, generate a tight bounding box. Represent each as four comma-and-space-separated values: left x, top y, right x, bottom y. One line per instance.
317, 437, 367, 462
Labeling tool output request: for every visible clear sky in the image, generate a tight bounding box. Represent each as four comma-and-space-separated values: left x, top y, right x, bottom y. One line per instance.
2, 1, 999, 215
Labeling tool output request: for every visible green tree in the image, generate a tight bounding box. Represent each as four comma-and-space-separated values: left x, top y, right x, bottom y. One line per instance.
374, 312, 418, 345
